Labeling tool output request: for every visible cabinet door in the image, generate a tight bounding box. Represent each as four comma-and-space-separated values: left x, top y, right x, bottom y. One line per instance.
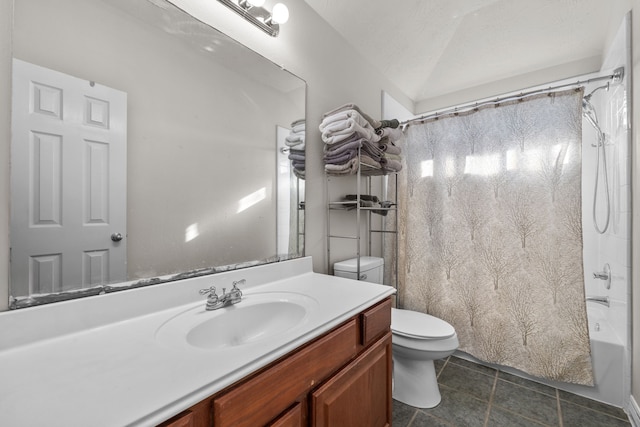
311, 332, 392, 427
267, 402, 304, 427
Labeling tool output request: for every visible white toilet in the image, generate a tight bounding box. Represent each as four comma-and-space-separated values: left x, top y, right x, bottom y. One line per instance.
334, 257, 459, 409
391, 307, 459, 408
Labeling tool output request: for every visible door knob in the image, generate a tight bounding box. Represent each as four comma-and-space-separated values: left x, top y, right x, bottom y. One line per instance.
111, 232, 123, 242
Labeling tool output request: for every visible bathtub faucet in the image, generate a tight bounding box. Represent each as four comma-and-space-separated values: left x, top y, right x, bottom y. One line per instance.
586, 295, 610, 307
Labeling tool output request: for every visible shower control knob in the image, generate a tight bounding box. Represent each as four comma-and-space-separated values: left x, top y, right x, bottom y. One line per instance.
593, 263, 611, 289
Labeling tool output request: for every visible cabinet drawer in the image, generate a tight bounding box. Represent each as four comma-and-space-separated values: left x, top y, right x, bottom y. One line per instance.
213, 319, 358, 427
361, 298, 391, 346
157, 410, 194, 427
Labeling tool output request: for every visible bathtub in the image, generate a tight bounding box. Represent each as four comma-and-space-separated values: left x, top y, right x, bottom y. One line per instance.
455, 302, 627, 407
551, 303, 626, 407
522, 302, 626, 407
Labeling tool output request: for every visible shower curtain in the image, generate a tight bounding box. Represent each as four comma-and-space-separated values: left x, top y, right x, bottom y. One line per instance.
397, 89, 594, 385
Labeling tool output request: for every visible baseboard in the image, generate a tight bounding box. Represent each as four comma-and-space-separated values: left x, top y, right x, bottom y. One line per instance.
628, 395, 640, 427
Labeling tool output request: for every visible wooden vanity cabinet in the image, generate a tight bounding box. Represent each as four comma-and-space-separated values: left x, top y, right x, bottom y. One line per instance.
158, 297, 392, 427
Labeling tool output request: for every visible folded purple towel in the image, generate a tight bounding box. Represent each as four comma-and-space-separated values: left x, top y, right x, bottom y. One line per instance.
324, 137, 384, 160
324, 136, 361, 154
288, 152, 305, 162
324, 150, 357, 165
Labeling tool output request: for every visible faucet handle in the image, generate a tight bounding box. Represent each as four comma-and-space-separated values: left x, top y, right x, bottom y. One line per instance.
231, 279, 244, 296
199, 286, 217, 297
593, 263, 611, 289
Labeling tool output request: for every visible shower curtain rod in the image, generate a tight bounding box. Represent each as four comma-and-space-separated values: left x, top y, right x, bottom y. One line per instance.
401, 67, 624, 126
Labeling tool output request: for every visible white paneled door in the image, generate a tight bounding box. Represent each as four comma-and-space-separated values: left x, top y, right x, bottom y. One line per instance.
11, 59, 127, 297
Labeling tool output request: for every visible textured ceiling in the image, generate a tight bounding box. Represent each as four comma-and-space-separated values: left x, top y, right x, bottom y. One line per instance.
303, 0, 628, 103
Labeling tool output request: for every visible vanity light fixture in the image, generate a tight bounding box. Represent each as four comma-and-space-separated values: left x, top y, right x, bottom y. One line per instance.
217, 0, 289, 37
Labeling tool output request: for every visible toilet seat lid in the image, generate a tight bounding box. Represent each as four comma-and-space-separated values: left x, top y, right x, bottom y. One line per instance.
391, 308, 456, 339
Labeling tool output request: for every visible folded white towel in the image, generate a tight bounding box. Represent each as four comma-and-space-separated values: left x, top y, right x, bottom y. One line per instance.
323, 127, 381, 145
319, 109, 369, 132
321, 103, 381, 129
321, 119, 381, 145
285, 134, 305, 146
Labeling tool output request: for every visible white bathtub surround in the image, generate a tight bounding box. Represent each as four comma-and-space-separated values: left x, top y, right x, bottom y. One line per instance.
0, 257, 395, 426
580, 13, 631, 408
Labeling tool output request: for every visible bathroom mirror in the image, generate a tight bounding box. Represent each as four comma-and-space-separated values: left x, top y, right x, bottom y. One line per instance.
8, 0, 306, 308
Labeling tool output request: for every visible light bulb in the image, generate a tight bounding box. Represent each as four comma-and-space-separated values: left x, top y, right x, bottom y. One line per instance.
272, 3, 289, 24
246, 0, 265, 6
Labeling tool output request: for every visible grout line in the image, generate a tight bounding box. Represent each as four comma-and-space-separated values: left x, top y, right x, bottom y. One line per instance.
405, 408, 418, 427
436, 356, 450, 380
557, 388, 564, 427
483, 369, 499, 427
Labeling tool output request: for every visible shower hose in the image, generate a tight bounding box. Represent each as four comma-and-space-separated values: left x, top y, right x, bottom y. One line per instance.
592, 129, 610, 234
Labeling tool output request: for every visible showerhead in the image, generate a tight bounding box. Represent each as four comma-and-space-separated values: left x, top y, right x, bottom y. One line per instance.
582, 96, 603, 136
582, 97, 596, 118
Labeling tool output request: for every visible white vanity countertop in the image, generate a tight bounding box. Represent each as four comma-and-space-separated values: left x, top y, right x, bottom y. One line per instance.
0, 257, 395, 427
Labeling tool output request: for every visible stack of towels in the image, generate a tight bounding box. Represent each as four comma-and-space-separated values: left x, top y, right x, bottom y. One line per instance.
319, 103, 402, 176
286, 119, 306, 179
375, 127, 403, 174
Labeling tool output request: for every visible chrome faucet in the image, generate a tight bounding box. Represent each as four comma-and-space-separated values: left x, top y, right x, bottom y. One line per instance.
220, 279, 244, 306
199, 279, 244, 311
586, 295, 610, 307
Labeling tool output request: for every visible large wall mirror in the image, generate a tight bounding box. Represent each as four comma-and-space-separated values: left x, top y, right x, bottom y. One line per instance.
9, 0, 306, 308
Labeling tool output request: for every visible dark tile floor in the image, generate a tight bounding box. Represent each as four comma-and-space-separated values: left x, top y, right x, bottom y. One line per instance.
393, 356, 631, 427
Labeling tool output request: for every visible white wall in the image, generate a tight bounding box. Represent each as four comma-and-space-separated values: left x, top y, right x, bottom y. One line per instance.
416, 58, 603, 114
0, 0, 11, 311
631, 0, 640, 414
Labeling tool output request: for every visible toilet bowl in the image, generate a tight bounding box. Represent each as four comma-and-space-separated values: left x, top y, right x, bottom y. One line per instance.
391, 307, 459, 409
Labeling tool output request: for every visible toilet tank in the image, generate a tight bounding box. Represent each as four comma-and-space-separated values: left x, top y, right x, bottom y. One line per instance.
333, 256, 384, 285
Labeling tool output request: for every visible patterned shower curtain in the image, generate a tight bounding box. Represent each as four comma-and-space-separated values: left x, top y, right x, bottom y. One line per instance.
397, 89, 594, 385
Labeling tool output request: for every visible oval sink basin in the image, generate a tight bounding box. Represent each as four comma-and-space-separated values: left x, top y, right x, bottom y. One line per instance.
156, 292, 317, 350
